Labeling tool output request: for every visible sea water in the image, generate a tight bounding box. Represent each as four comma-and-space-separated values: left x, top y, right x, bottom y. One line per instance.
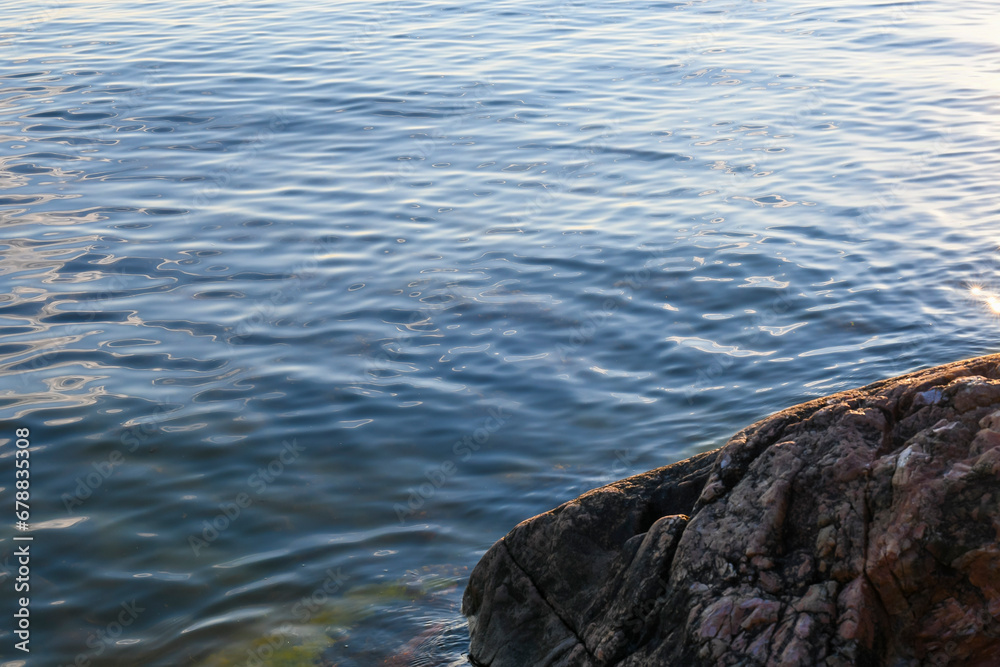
2, 0, 999, 663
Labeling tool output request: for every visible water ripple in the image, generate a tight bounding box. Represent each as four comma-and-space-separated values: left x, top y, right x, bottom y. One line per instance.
3, 0, 1000, 664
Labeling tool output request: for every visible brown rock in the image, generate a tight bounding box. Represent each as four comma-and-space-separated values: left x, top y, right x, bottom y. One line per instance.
463, 354, 1000, 666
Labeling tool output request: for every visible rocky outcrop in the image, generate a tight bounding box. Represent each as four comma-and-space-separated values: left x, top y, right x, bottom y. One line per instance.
463, 354, 1000, 666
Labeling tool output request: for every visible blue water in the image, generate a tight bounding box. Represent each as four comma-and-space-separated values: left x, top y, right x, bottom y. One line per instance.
2, 0, 999, 664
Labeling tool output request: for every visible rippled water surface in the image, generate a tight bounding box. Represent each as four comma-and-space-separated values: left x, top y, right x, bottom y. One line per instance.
2, 0, 1000, 664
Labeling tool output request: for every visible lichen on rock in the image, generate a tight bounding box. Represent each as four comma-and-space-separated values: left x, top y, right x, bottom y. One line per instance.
463, 354, 1000, 666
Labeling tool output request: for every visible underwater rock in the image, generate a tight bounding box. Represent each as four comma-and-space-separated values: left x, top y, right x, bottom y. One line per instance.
463, 354, 1000, 666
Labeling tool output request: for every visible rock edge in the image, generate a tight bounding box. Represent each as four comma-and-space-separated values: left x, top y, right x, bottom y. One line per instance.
463, 354, 1000, 666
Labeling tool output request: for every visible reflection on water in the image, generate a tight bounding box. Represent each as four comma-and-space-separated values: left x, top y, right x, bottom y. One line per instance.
1, 0, 1000, 664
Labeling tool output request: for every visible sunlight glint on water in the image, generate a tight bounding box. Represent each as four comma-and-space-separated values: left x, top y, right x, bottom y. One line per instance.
0, 0, 999, 664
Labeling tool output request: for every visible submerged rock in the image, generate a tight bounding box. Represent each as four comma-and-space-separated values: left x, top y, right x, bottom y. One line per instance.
463, 354, 1000, 666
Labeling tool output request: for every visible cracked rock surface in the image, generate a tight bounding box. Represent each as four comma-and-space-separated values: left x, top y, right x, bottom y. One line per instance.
462, 354, 1000, 666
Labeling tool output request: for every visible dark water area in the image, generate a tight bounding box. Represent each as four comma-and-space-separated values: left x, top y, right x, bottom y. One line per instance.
1, 0, 999, 664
